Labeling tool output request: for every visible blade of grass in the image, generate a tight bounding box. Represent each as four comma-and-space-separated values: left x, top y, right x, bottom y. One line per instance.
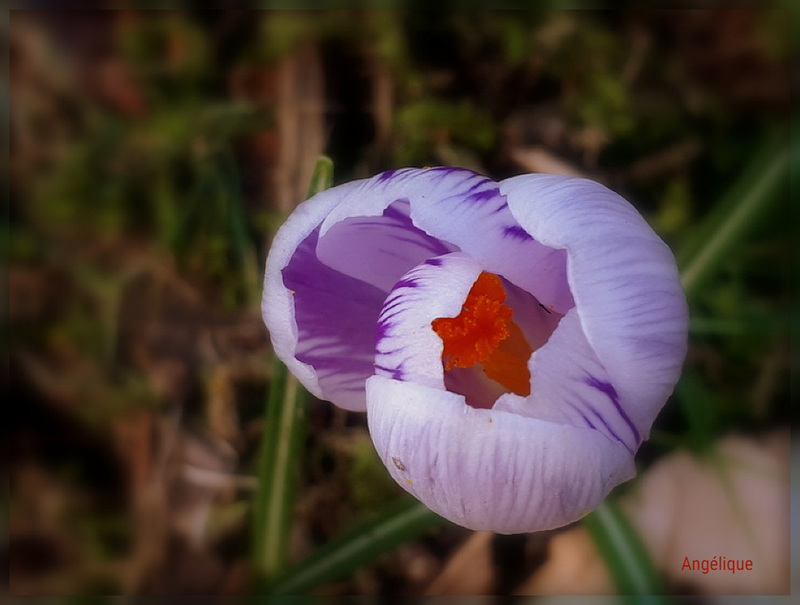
253, 359, 307, 579
253, 156, 334, 580
264, 497, 445, 595
678, 131, 789, 298
305, 155, 334, 199
584, 501, 666, 599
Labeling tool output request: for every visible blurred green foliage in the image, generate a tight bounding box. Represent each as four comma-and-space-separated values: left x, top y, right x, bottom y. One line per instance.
394, 99, 496, 165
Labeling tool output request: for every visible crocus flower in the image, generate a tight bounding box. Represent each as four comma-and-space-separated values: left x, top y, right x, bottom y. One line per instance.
262, 167, 688, 534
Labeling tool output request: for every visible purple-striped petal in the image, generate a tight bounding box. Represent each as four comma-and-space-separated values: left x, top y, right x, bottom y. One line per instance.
500, 174, 688, 437
494, 309, 641, 452
366, 375, 635, 534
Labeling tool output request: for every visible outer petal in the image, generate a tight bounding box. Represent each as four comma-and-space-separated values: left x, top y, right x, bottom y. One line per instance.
500, 175, 688, 437
366, 375, 635, 534
262, 180, 382, 410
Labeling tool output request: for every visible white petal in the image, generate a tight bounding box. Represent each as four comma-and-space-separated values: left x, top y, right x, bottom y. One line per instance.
366, 375, 636, 534
500, 175, 688, 436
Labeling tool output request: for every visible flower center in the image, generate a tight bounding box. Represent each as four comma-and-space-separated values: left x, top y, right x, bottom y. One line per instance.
431, 271, 532, 396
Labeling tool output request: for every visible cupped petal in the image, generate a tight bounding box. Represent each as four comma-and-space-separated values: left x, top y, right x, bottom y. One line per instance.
366, 374, 636, 534
317, 167, 574, 313
316, 199, 457, 293
500, 175, 689, 437
262, 180, 383, 411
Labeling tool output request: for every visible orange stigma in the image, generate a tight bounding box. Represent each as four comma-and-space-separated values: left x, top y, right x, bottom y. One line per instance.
431, 271, 532, 396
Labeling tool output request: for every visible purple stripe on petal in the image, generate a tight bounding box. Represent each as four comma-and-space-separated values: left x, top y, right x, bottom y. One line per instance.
577, 397, 634, 454
393, 277, 419, 289
374, 363, 405, 381
377, 312, 402, 328
378, 298, 404, 315
375, 317, 393, 338
377, 169, 399, 182
464, 179, 487, 194
503, 225, 534, 241
585, 376, 641, 444
427, 166, 475, 178
466, 187, 501, 204
577, 411, 597, 431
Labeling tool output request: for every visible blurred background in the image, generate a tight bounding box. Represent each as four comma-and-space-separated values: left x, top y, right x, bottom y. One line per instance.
5, 5, 792, 596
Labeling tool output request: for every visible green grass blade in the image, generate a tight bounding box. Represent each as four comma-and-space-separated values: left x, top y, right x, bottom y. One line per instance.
253, 359, 307, 579
677, 131, 789, 298
264, 497, 445, 595
584, 501, 666, 598
306, 155, 334, 197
